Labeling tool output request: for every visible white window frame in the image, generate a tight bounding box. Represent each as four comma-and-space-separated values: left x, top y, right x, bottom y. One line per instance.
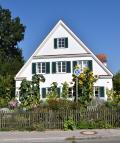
56, 61, 66, 73
57, 38, 66, 48
77, 60, 88, 72
37, 62, 46, 74
94, 86, 100, 97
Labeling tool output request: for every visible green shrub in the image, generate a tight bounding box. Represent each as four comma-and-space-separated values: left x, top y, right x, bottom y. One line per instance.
94, 119, 113, 129
77, 120, 96, 129
64, 117, 76, 130
0, 98, 8, 108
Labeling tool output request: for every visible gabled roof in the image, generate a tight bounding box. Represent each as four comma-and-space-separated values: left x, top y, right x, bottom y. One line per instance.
15, 20, 113, 79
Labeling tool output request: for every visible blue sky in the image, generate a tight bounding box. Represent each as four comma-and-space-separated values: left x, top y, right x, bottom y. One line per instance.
0, 0, 120, 73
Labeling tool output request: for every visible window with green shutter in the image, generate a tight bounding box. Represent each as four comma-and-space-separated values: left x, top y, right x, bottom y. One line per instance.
42, 88, 46, 98
65, 38, 68, 48
54, 38, 57, 49
46, 62, 50, 74
88, 60, 93, 71
94, 86, 105, 97
52, 62, 56, 73
57, 88, 61, 98
54, 37, 68, 49
100, 87, 105, 97
73, 61, 77, 73
66, 61, 71, 73
32, 63, 36, 74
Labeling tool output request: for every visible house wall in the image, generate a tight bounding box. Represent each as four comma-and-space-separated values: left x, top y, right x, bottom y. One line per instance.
15, 20, 113, 101
15, 56, 113, 101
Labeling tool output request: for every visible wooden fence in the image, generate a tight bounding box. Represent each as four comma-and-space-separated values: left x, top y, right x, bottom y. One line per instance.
0, 107, 120, 129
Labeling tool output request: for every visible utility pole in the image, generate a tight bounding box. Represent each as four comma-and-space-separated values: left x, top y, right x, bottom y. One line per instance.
74, 68, 81, 102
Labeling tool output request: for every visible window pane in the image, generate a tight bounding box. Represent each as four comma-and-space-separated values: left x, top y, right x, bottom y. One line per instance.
95, 87, 99, 97
62, 62, 66, 72
83, 61, 88, 68
37, 63, 41, 73
57, 62, 61, 72
77, 61, 82, 70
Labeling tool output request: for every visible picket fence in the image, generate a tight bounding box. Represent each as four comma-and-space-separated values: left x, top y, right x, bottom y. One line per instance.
0, 107, 120, 129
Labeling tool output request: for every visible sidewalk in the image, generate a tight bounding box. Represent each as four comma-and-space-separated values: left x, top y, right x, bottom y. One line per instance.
0, 129, 120, 143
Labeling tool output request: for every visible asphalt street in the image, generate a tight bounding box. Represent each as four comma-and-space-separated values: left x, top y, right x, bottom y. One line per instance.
45, 137, 120, 143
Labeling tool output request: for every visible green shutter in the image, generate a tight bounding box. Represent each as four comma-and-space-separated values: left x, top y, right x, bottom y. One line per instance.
73, 61, 77, 73
52, 62, 56, 73
88, 60, 93, 71
46, 62, 50, 74
65, 38, 68, 48
54, 38, 57, 49
100, 87, 105, 97
32, 63, 36, 74
57, 88, 60, 98
66, 61, 71, 73
42, 88, 46, 98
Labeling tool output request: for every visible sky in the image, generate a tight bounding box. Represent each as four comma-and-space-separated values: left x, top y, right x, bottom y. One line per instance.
0, 0, 120, 74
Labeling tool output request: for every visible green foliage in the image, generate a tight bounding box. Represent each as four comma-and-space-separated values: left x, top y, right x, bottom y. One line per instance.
0, 97, 8, 107
61, 81, 69, 99
19, 74, 45, 109
72, 67, 97, 106
77, 120, 95, 129
64, 117, 76, 130
113, 71, 120, 94
47, 82, 58, 99
106, 89, 120, 106
0, 75, 14, 101
0, 6, 25, 101
77, 119, 113, 129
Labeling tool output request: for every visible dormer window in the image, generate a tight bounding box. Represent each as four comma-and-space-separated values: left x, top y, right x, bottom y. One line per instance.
54, 37, 68, 49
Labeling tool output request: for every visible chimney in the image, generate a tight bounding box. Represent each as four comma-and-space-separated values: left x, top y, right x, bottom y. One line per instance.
96, 54, 107, 67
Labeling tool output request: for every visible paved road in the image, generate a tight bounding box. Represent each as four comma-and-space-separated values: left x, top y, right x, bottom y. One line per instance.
0, 129, 120, 143
73, 137, 120, 143
1, 137, 120, 143
44, 137, 120, 143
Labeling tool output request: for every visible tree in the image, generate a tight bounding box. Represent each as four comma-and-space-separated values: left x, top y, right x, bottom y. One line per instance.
61, 81, 69, 99
32, 74, 45, 100
0, 6, 25, 100
113, 71, 120, 94
72, 67, 97, 106
19, 74, 45, 109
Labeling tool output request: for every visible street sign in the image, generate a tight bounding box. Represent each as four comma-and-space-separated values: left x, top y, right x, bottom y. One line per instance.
74, 68, 81, 77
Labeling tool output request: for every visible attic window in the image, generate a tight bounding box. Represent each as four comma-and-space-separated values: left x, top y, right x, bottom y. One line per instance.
54, 37, 68, 49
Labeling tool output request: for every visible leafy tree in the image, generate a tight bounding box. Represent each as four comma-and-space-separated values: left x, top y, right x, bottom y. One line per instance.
0, 6, 25, 100
32, 74, 45, 100
19, 74, 45, 109
72, 67, 97, 106
113, 71, 120, 94
61, 81, 69, 99
106, 89, 120, 106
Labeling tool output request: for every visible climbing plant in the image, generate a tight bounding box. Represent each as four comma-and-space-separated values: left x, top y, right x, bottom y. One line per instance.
72, 67, 97, 106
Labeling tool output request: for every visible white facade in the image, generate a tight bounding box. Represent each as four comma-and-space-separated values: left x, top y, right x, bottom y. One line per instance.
15, 20, 113, 101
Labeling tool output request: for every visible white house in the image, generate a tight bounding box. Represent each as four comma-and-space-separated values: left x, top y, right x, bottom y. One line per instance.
15, 20, 113, 101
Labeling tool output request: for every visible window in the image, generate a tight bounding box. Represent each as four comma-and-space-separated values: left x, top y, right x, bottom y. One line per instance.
94, 86, 105, 97
54, 37, 68, 49
73, 60, 93, 73
57, 38, 65, 48
37, 62, 46, 74
94, 87, 99, 97
68, 88, 73, 98
56, 61, 66, 73
42, 87, 61, 98
77, 60, 88, 72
